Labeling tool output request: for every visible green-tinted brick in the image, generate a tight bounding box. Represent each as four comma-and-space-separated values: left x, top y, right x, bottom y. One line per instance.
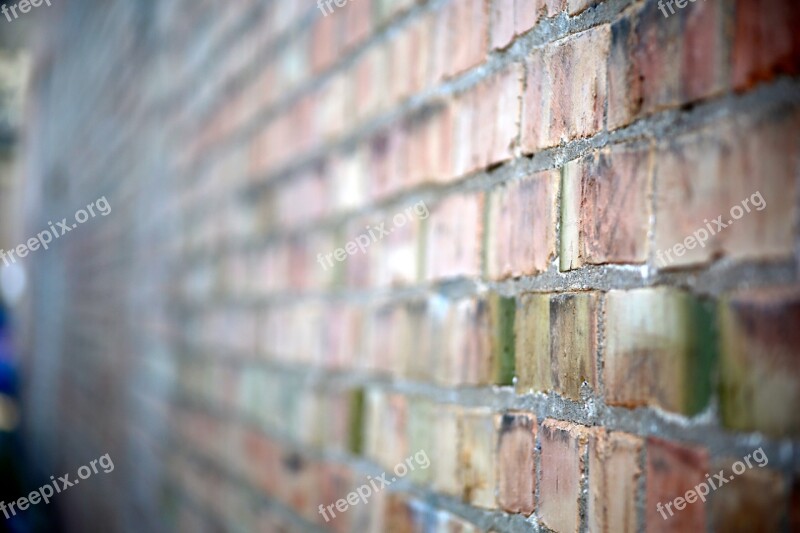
719, 286, 800, 436
604, 287, 717, 415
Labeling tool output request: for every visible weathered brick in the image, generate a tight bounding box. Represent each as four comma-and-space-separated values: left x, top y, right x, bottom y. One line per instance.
406, 397, 435, 485
487, 170, 558, 279
719, 286, 800, 436
646, 438, 709, 533
459, 409, 497, 509
732, 0, 800, 90
604, 288, 716, 415
561, 142, 652, 270
539, 420, 589, 533
495, 412, 536, 515
653, 112, 799, 269
588, 430, 643, 533
608, 0, 725, 129
709, 459, 786, 533
425, 193, 484, 281
515, 292, 598, 399
521, 25, 609, 152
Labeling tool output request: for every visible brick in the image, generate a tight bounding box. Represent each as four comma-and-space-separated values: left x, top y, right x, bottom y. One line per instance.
363, 390, 408, 470
709, 460, 786, 533
561, 142, 652, 271
539, 420, 589, 533
490, 0, 516, 50
495, 412, 536, 515
459, 408, 497, 509
449, 0, 489, 77
608, 0, 725, 129
719, 286, 800, 436
588, 430, 643, 533
433, 405, 461, 496
425, 193, 484, 281
646, 438, 709, 533
653, 113, 799, 269
515, 292, 598, 399
604, 288, 716, 415
521, 25, 609, 152
437, 297, 492, 386
732, 0, 800, 90
487, 170, 558, 279
406, 397, 435, 485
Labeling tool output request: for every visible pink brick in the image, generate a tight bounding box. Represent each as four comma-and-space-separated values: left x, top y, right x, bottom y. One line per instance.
491, 0, 516, 50
521, 25, 610, 152
540, 419, 589, 533
449, 0, 489, 76
589, 430, 643, 533
496, 412, 536, 515
487, 170, 559, 279
653, 112, 799, 269
425, 193, 484, 281
646, 438, 709, 533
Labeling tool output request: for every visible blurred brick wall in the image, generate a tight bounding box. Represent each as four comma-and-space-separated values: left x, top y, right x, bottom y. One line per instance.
18, 0, 800, 531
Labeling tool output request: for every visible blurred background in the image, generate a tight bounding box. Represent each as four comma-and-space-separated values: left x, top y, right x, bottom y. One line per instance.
1, 0, 800, 532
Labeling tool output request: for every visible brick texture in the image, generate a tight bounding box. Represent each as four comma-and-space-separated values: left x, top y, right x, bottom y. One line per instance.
18, 1, 799, 532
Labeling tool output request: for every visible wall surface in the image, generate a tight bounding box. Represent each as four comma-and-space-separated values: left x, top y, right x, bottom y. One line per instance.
18, 0, 800, 531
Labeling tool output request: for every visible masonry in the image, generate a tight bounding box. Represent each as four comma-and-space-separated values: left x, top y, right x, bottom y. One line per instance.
18, 0, 800, 531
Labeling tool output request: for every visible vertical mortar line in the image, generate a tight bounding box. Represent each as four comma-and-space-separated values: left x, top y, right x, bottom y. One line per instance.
533, 415, 543, 531
579, 432, 590, 533
636, 438, 646, 533
595, 291, 606, 409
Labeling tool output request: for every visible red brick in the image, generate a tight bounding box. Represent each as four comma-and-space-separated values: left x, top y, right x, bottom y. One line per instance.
521, 25, 609, 152
561, 142, 652, 270
732, 0, 800, 90
608, 0, 725, 129
341, 0, 372, 50
495, 412, 536, 515
709, 460, 787, 533
425, 193, 484, 281
487, 170, 558, 279
719, 286, 800, 436
311, 14, 339, 74
588, 430, 643, 533
646, 438, 709, 533
539, 419, 589, 533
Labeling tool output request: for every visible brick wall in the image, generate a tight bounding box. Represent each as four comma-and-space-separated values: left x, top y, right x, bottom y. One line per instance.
19, 0, 800, 531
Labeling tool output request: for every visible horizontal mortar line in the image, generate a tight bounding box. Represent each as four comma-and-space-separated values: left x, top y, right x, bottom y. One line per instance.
181, 0, 638, 184
168, 347, 800, 468
174, 76, 800, 251
167, 257, 797, 310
